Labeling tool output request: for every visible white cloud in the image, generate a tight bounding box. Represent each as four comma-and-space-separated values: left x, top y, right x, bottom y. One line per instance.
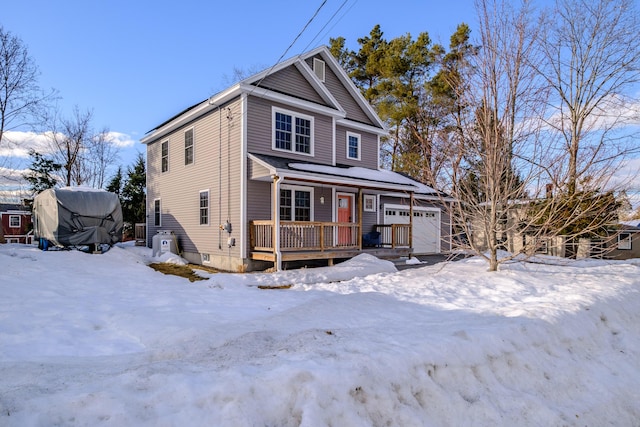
1, 130, 137, 159
103, 131, 137, 148
0, 131, 59, 158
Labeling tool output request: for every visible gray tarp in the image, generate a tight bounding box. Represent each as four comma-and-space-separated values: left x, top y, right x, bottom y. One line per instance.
33, 187, 123, 247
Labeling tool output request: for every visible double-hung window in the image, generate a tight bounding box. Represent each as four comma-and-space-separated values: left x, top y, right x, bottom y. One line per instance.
9, 215, 20, 228
161, 141, 169, 172
346, 131, 360, 160
185, 128, 194, 165
199, 190, 209, 225
154, 199, 161, 227
273, 108, 313, 155
280, 187, 312, 221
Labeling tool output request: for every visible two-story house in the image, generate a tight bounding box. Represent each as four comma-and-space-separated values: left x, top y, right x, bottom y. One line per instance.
142, 46, 451, 271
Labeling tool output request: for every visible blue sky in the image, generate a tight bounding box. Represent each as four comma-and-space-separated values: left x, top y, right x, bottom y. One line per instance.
2, 0, 478, 172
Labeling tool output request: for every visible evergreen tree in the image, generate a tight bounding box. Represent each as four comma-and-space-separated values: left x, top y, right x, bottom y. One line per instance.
121, 153, 146, 226
22, 149, 61, 195
106, 166, 123, 195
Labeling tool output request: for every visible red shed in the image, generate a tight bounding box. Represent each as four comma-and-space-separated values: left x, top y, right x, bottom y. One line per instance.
1, 207, 33, 244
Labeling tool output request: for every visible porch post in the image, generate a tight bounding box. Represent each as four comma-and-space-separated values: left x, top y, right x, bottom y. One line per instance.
358, 188, 363, 249
272, 174, 283, 271
409, 192, 414, 253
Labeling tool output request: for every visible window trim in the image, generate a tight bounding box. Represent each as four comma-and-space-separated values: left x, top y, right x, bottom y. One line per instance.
346, 131, 361, 160
161, 140, 169, 173
8, 215, 21, 228
272, 107, 314, 157
618, 232, 632, 250
154, 199, 161, 227
363, 195, 376, 212
313, 57, 326, 82
280, 184, 314, 222
184, 127, 194, 166
199, 190, 210, 226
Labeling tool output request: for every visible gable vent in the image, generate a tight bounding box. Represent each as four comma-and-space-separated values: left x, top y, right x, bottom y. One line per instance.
313, 58, 325, 82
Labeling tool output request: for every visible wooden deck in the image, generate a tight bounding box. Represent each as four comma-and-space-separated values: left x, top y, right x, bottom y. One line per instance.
250, 220, 412, 263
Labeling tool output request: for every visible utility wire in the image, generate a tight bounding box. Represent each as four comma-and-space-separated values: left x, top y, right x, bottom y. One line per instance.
252, 0, 328, 90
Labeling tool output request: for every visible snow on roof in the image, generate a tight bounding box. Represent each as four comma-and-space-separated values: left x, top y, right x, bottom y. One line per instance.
288, 162, 437, 194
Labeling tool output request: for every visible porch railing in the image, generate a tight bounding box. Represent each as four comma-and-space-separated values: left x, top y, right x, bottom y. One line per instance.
250, 221, 360, 252
374, 224, 411, 248
250, 221, 411, 252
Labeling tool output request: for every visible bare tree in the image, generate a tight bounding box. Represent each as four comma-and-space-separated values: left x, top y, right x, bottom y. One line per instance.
47, 107, 119, 188
86, 127, 120, 189
540, 0, 640, 197
439, 0, 548, 271
0, 26, 55, 170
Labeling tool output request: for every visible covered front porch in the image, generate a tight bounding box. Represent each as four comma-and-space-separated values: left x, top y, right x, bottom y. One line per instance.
250, 220, 412, 265
247, 153, 422, 270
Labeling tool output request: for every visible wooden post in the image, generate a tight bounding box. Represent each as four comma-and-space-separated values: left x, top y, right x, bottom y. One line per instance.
358, 188, 363, 249
409, 192, 414, 252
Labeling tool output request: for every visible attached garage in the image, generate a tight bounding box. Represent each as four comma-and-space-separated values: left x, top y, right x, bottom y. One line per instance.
384, 204, 440, 254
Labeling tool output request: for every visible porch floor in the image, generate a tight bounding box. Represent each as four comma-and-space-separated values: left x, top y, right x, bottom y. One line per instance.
250, 247, 412, 263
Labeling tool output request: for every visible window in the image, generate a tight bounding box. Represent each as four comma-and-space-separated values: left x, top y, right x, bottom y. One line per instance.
161, 141, 169, 173
273, 108, 313, 155
313, 57, 325, 82
364, 195, 376, 212
184, 128, 194, 165
199, 190, 209, 225
9, 215, 20, 228
280, 187, 312, 221
346, 132, 360, 160
154, 199, 161, 227
618, 232, 632, 250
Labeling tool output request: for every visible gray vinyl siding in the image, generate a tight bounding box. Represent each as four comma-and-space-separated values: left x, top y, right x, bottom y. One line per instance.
246, 180, 272, 222
146, 97, 244, 259
335, 125, 379, 168
246, 96, 334, 165
307, 55, 376, 126
257, 65, 328, 106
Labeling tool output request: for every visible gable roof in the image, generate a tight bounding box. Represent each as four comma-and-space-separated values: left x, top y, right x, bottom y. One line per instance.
141, 46, 387, 145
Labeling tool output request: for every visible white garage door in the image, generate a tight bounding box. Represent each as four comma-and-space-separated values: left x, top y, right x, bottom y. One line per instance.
384, 207, 440, 254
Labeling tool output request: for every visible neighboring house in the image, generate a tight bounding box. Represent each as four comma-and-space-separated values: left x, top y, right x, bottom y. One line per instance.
604, 221, 640, 260
0, 204, 32, 244
141, 46, 452, 271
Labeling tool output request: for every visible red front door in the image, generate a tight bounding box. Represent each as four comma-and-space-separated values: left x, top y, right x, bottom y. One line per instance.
337, 194, 353, 245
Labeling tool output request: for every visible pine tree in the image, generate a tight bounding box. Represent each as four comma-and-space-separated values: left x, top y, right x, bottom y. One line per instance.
23, 149, 61, 195
121, 153, 146, 226
106, 166, 123, 195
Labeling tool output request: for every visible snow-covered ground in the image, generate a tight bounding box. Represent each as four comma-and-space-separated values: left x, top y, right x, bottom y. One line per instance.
1, 242, 639, 426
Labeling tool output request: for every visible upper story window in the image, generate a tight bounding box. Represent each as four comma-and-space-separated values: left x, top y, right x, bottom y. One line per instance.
154, 199, 161, 227
313, 58, 325, 82
199, 190, 209, 225
273, 108, 313, 156
280, 186, 313, 221
346, 131, 361, 160
184, 128, 194, 165
9, 215, 20, 228
161, 141, 169, 173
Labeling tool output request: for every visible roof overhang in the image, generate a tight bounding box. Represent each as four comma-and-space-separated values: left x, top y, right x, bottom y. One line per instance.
249, 153, 418, 193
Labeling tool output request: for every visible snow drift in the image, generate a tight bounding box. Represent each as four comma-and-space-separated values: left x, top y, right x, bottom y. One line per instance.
0, 244, 639, 426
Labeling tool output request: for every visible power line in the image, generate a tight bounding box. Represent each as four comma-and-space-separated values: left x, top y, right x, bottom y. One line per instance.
252, 0, 328, 91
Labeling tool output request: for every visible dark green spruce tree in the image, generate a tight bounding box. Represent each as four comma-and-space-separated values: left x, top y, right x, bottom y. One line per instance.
23, 149, 61, 195
121, 153, 146, 226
